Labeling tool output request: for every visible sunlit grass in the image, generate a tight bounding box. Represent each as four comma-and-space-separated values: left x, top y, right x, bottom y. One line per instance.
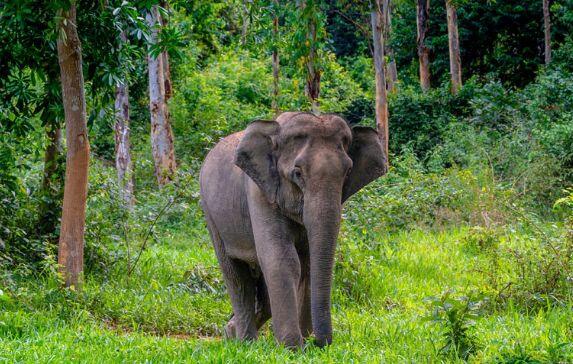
2, 220, 572, 362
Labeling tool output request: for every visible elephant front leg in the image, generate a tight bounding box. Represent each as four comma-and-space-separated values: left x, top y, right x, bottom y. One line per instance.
258, 242, 303, 349
298, 249, 312, 338
249, 185, 303, 349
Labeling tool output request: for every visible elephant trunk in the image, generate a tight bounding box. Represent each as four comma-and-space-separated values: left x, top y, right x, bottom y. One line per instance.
303, 188, 342, 347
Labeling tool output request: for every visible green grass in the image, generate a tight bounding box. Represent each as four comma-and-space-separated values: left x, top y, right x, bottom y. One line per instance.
1, 215, 572, 362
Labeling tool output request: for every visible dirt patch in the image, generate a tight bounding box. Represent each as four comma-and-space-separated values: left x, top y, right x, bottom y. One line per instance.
102, 319, 221, 341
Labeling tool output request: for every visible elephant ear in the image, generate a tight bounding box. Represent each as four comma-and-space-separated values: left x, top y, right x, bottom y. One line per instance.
235, 120, 281, 204
342, 126, 387, 203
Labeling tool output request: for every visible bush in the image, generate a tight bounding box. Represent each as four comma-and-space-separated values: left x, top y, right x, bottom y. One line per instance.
169, 50, 274, 161
0, 127, 64, 268
462, 227, 501, 254
83, 160, 205, 277
425, 291, 484, 361
388, 86, 455, 159
471, 221, 573, 311
344, 151, 516, 235
170, 49, 369, 163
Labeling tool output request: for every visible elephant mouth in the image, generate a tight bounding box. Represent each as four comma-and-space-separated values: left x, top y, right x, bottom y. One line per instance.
277, 193, 305, 225
275, 181, 306, 224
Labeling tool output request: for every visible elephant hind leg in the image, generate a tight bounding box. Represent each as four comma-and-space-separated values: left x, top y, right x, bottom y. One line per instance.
226, 271, 271, 338
255, 275, 271, 329
204, 211, 257, 340
220, 259, 258, 340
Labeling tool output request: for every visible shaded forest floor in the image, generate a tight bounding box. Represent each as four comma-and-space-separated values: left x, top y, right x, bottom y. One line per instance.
2, 200, 572, 362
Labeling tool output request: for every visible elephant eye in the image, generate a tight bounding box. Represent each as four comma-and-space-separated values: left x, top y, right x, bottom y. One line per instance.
293, 167, 303, 180
292, 166, 303, 184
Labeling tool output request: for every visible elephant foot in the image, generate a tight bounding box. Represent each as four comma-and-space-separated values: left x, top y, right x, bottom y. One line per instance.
313, 333, 332, 348
224, 317, 237, 338
277, 331, 303, 350
224, 315, 258, 340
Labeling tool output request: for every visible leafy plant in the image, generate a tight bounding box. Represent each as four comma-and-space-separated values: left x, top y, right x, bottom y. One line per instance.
494, 344, 543, 364
179, 264, 225, 296
425, 291, 484, 360
476, 217, 573, 310
462, 227, 500, 254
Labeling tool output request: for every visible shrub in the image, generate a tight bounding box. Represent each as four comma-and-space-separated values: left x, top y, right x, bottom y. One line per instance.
83, 161, 205, 277
169, 50, 274, 161
494, 344, 542, 364
344, 151, 516, 235
170, 49, 368, 163
425, 291, 484, 361
462, 227, 501, 254
393, 70, 573, 209
179, 264, 225, 296
475, 222, 573, 311
0, 128, 63, 268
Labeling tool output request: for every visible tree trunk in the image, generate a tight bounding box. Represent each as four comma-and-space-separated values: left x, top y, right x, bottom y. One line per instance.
115, 30, 134, 207
300, 1, 321, 114
371, 1, 389, 166
241, 0, 250, 46
543, 0, 551, 65
306, 28, 320, 114
383, 0, 398, 93
147, 6, 176, 185
159, 3, 173, 158
446, 0, 462, 94
114, 83, 134, 206
159, 2, 173, 100
271, 0, 280, 115
416, 0, 431, 91
162, 52, 172, 101
56, 4, 90, 289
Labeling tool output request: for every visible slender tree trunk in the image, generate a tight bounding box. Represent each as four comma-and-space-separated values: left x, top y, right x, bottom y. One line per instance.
159, 2, 173, 100
306, 24, 321, 114
300, 1, 321, 114
543, 0, 551, 65
114, 83, 133, 205
271, 0, 280, 115
383, 0, 398, 93
162, 52, 172, 101
159, 2, 173, 160
416, 0, 431, 91
56, 4, 89, 289
446, 0, 462, 94
114, 86, 134, 206
241, 0, 250, 46
115, 30, 134, 207
371, 1, 389, 167
147, 6, 176, 185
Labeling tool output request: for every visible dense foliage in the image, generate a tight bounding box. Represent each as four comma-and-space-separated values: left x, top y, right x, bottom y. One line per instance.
1, 0, 572, 361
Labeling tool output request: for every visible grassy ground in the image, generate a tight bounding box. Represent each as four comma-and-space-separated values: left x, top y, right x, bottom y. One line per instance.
2, 219, 572, 363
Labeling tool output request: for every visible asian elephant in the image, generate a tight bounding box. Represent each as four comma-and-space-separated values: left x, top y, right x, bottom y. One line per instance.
199, 112, 386, 348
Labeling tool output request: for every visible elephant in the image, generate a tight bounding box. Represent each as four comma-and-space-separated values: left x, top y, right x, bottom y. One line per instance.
199, 112, 386, 348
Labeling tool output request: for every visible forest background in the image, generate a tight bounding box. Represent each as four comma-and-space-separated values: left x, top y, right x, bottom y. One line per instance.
1, 0, 573, 362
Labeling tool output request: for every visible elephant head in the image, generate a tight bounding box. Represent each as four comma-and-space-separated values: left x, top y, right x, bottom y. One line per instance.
235, 112, 386, 346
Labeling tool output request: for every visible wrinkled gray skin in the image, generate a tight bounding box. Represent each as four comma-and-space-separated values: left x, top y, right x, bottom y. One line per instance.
200, 112, 386, 348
